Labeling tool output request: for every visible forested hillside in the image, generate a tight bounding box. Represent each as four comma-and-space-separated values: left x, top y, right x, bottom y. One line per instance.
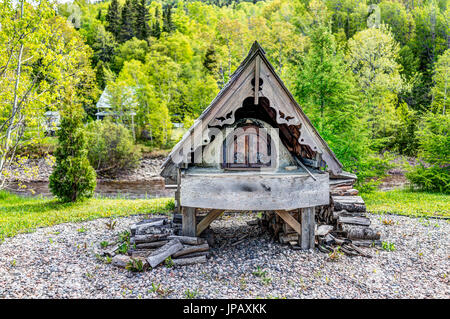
1, 0, 449, 191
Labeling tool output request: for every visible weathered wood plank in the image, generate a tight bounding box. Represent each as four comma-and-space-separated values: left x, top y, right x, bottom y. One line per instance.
196, 209, 224, 236
180, 173, 329, 210
275, 210, 301, 235
172, 243, 209, 258
254, 55, 260, 105
182, 206, 196, 237
167, 235, 206, 245
146, 239, 183, 268
338, 216, 371, 227
172, 255, 207, 266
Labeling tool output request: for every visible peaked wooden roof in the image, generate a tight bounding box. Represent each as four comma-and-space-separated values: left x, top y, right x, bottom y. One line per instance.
161, 41, 343, 178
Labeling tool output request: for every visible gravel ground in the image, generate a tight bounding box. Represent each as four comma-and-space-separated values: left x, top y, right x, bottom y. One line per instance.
0, 213, 448, 299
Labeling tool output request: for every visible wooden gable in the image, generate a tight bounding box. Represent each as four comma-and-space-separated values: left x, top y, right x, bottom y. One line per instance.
161, 41, 343, 179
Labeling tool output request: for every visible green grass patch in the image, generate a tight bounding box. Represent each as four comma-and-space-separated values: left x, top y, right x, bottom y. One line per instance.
362, 189, 449, 218
0, 191, 173, 241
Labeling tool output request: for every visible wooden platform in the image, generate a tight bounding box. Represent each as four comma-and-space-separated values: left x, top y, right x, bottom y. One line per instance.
180, 171, 329, 211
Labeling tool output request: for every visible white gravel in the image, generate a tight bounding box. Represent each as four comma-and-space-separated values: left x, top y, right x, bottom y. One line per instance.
0, 213, 448, 299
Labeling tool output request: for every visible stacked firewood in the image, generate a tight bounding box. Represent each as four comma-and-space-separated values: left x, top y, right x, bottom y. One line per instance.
260, 173, 382, 256
108, 216, 211, 270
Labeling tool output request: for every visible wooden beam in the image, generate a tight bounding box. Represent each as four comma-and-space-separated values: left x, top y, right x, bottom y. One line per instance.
196, 209, 224, 236
182, 206, 196, 237
300, 207, 315, 250
254, 55, 260, 105
275, 210, 301, 235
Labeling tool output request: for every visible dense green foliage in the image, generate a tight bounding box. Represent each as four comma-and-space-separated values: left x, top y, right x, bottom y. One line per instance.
2, 0, 449, 191
0, 190, 174, 241
49, 95, 97, 202
85, 120, 141, 175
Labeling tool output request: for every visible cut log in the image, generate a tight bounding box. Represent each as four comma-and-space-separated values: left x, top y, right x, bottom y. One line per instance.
136, 217, 168, 226
167, 235, 206, 245
135, 220, 166, 235
135, 240, 168, 249
172, 255, 207, 267
135, 233, 169, 244
351, 239, 382, 247
146, 239, 183, 268
129, 249, 155, 258
279, 233, 299, 244
333, 210, 366, 220
347, 227, 381, 240
332, 196, 366, 212
338, 216, 371, 227
112, 255, 131, 268
173, 251, 210, 259
172, 243, 209, 258
316, 225, 334, 236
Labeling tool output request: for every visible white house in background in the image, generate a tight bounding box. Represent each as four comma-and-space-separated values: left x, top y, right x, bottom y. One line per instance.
95, 86, 115, 120
95, 85, 137, 139
43, 111, 60, 136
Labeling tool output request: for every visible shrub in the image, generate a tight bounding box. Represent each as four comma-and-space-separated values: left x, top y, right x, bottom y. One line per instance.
406, 113, 450, 193
49, 99, 96, 202
85, 120, 141, 175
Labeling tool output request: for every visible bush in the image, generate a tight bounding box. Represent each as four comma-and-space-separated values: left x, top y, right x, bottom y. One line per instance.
85, 120, 141, 175
49, 101, 96, 202
406, 113, 450, 193
406, 164, 450, 193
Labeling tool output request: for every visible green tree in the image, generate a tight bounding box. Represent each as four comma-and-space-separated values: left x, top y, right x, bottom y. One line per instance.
49, 92, 96, 202
347, 25, 404, 149
105, 0, 121, 39
162, 4, 175, 33
134, 0, 150, 40
112, 37, 149, 73
431, 49, 449, 115
294, 25, 368, 175
151, 6, 162, 39
118, 0, 135, 43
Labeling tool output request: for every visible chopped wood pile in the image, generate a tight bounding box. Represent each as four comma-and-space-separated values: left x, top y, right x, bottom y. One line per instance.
260, 174, 381, 257
106, 216, 211, 270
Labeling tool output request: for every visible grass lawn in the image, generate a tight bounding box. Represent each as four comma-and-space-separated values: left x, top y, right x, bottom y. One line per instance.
362, 189, 450, 218
0, 191, 173, 241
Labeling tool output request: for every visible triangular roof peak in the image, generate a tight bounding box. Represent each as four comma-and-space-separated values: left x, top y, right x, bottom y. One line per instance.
161, 42, 343, 178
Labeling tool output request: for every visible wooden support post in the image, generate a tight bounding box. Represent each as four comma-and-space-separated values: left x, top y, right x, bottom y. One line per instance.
275, 210, 301, 236
182, 206, 196, 237
176, 166, 181, 214
196, 209, 224, 236
301, 207, 315, 250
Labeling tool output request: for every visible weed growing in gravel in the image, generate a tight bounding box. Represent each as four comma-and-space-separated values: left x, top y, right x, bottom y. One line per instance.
261, 276, 272, 285
164, 257, 173, 268
328, 246, 343, 261
126, 258, 145, 272
118, 230, 130, 243
118, 242, 129, 254
382, 218, 395, 225
95, 254, 112, 264
184, 288, 199, 299
149, 283, 173, 297
100, 241, 109, 248
252, 266, 267, 277
381, 241, 396, 251
77, 227, 88, 233
239, 276, 247, 290
105, 220, 117, 230
10, 260, 16, 267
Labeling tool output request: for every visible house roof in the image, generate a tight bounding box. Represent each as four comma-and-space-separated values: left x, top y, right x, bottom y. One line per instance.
161, 41, 343, 178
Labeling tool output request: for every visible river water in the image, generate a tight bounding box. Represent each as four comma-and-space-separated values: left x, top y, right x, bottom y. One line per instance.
8, 180, 175, 199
